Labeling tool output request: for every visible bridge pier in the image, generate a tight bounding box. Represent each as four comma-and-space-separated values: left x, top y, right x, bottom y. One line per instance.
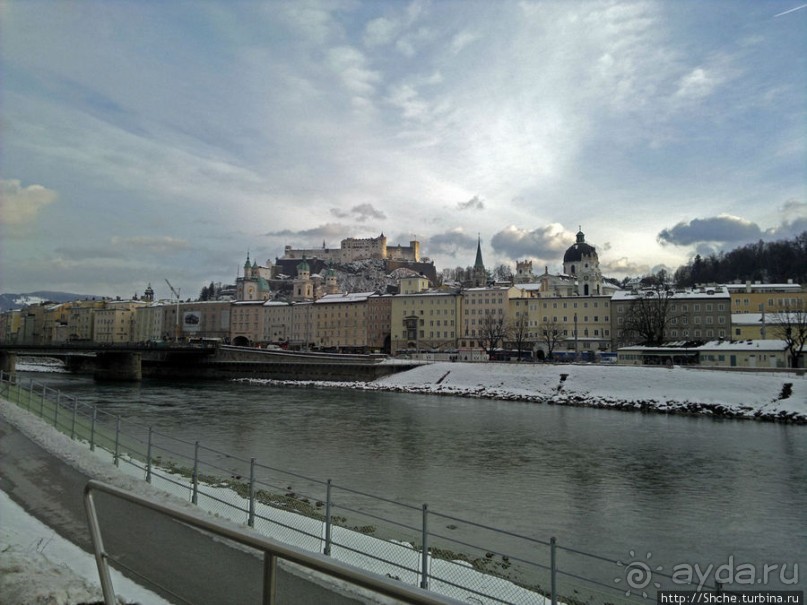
94, 352, 142, 382
0, 352, 16, 379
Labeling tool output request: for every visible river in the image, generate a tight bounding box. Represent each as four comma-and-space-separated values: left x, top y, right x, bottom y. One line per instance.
16, 369, 806, 595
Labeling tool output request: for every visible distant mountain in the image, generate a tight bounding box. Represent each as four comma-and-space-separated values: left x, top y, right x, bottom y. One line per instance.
0, 291, 103, 313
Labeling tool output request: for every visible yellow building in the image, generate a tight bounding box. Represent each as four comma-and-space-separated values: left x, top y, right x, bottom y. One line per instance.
93, 300, 148, 344
727, 282, 806, 314
0, 310, 24, 344
289, 302, 315, 350
527, 294, 613, 358
312, 292, 374, 352
458, 286, 525, 351
42, 303, 70, 343
366, 295, 392, 353
133, 303, 167, 343
67, 299, 107, 342
263, 301, 294, 345
390, 290, 461, 355
230, 301, 264, 346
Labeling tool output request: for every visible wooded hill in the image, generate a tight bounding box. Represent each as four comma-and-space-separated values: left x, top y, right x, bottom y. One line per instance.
673, 231, 807, 287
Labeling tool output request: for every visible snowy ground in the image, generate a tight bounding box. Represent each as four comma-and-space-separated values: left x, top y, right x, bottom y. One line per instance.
0, 489, 173, 605
244, 362, 807, 424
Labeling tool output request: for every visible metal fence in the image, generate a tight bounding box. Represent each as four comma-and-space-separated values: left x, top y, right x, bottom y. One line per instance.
0, 371, 719, 605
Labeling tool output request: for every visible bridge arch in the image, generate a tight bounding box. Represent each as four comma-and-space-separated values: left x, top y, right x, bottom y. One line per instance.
232, 336, 251, 347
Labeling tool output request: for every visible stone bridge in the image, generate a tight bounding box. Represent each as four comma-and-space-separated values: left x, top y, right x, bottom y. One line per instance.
0, 343, 421, 382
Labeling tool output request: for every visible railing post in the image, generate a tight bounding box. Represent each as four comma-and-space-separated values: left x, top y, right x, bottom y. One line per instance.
84, 488, 117, 604
114, 416, 121, 466
248, 457, 256, 527
550, 536, 557, 605
41, 384, 47, 416
146, 427, 153, 483
263, 552, 277, 605
191, 441, 199, 505
420, 503, 429, 590
54, 391, 61, 428
90, 407, 97, 451
71, 397, 78, 439
324, 479, 332, 556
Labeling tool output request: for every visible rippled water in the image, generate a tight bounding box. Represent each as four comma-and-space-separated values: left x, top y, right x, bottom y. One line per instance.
20, 371, 807, 591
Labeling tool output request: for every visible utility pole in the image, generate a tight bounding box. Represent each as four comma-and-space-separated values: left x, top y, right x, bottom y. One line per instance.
165, 279, 181, 342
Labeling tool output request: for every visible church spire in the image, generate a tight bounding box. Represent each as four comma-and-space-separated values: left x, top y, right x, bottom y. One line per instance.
473, 234, 485, 271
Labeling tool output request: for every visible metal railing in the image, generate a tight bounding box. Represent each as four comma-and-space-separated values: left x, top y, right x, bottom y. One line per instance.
0, 371, 719, 604
84, 479, 458, 605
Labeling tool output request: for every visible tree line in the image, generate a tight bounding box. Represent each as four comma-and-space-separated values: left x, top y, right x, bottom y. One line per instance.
672, 231, 807, 287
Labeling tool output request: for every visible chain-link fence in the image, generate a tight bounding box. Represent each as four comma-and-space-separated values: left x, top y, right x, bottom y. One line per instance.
0, 371, 720, 604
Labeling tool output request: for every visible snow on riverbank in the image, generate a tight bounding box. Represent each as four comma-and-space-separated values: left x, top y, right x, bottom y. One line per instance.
245, 362, 807, 424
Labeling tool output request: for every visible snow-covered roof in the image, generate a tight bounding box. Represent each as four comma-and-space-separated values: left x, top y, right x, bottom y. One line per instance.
513, 283, 542, 292
315, 292, 376, 304
611, 287, 730, 301
725, 282, 803, 292
620, 339, 788, 353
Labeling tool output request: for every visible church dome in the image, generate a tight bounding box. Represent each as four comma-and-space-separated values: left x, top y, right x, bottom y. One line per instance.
563, 229, 597, 263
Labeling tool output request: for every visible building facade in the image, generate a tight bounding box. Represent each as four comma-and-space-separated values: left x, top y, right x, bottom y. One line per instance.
611, 287, 731, 348
390, 291, 461, 355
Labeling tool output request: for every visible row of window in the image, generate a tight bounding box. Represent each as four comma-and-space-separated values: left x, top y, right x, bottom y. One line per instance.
734, 297, 804, 306
538, 301, 608, 310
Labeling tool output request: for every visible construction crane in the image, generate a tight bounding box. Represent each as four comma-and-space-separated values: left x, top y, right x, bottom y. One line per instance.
165, 278, 181, 341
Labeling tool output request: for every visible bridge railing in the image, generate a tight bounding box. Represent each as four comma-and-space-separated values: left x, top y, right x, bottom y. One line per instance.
0, 371, 719, 604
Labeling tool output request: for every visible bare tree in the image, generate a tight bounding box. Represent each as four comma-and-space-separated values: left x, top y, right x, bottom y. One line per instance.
492, 263, 514, 283
769, 301, 807, 368
539, 317, 564, 361
621, 283, 680, 346
508, 313, 531, 360
477, 311, 508, 355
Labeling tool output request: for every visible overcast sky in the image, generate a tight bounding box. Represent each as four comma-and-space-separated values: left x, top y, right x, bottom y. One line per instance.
1, 0, 805, 300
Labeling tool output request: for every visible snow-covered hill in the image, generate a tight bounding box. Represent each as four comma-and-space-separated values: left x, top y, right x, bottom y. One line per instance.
0, 291, 100, 312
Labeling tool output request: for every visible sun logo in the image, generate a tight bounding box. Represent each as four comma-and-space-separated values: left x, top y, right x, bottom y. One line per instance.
614, 550, 663, 597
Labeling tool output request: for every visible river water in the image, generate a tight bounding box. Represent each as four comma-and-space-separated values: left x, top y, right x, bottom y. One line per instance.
18, 370, 806, 594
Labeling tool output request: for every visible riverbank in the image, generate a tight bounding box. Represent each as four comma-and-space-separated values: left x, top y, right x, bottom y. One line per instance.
242, 362, 807, 424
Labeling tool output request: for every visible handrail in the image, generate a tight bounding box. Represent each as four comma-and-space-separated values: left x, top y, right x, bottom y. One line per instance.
83, 479, 461, 605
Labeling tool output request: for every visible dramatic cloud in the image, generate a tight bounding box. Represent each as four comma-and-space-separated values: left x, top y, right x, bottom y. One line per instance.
491, 224, 574, 260
771, 200, 807, 239
264, 223, 352, 247
657, 215, 763, 246
330, 203, 386, 222
426, 228, 477, 257
457, 196, 484, 211
0, 179, 58, 225
600, 257, 651, 277
1, 2, 803, 296
108, 236, 191, 254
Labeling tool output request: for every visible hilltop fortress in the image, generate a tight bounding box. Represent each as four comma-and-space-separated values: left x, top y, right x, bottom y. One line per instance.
281, 233, 421, 263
